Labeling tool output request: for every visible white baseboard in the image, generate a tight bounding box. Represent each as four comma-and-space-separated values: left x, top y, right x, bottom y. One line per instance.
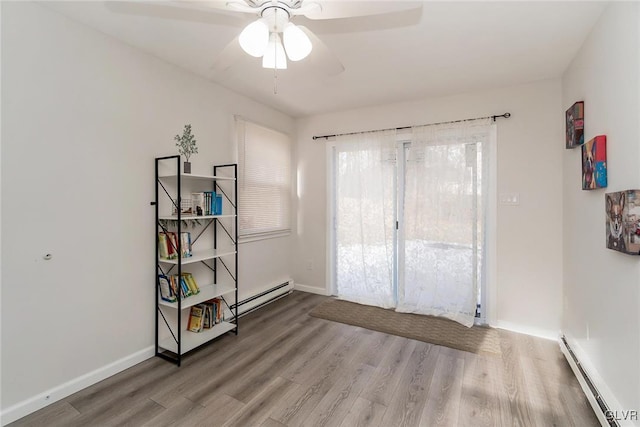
2, 282, 300, 425
493, 320, 558, 341
1, 346, 154, 426
560, 333, 633, 427
293, 283, 331, 296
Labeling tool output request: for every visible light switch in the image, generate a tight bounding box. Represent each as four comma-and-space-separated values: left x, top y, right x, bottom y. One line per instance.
499, 193, 520, 205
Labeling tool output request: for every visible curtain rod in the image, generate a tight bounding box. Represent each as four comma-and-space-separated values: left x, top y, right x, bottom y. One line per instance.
312, 112, 511, 140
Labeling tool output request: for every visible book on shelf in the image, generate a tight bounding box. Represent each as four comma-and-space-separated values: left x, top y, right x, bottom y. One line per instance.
203, 303, 213, 329
214, 194, 222, 215
181, 272, 200, 295
158, 231, 192, 260
217, 298, 223, 323
216, 298, 223, 323
158, 232, 178, 260
158, 275, 177, 303
180, 232, 192, 258
201, 298, 223, 328
192, 192, 205, 216
167, 274, 192, 299
160, 273, 202, 301
194, 191, 223, 216
158, 233, 170, 259
168, 233, 179, 258
188, 305, 205, 333
204, 191, 214, 216
179, 276, 192, 298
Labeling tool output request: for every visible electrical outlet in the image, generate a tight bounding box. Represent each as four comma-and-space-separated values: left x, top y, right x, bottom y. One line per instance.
306, 260, 313, 271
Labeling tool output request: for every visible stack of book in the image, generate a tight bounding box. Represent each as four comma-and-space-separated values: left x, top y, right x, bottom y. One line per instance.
158, 232, 192, 259
192, 192, 223, 216
158, 272, 200, 302
188, 299, 223, 332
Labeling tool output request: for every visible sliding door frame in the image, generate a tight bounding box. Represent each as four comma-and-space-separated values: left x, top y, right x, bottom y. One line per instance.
326, 126, 497, 326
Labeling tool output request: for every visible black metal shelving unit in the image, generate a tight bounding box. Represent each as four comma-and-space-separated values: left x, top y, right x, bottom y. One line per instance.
153, 156, 238, 366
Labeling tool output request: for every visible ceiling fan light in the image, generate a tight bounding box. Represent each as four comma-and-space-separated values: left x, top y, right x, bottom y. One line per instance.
262, 33, 287, 70
239, 18, 269, 58
283, 22, 312, 61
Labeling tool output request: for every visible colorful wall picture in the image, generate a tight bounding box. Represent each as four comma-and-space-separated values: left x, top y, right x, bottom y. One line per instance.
582, 135, 607, 190
566, 101, 584, 149
606, 190, 640, 255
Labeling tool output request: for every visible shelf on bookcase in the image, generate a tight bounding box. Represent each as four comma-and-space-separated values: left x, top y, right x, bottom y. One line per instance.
158, 214, 236, 221
159, 321, 237, 355
159, 283, 236, 309
159, 173, 235, 181
158, 249, 236, 265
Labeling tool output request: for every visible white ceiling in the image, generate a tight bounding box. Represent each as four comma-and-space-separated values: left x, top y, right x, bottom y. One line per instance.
42, 1, 608, 118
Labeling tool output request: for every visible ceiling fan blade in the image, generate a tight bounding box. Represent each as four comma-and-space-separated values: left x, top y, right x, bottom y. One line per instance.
301, 1, 422, 20
226, 1, 261, 14
289, 2, 322, 17
295, 6, 422, 34
298, 25, 344, 76
173, 0, 246, 12
106, 1, 246, 26
211, 35, 245, 74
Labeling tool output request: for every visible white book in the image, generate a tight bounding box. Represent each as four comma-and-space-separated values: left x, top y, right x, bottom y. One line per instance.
191, 192, 205, 216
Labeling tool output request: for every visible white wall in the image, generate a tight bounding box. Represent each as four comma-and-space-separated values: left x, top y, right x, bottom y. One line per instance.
0, 2, 294, 422
562, 2, 640, 418
294, 79, 564, 338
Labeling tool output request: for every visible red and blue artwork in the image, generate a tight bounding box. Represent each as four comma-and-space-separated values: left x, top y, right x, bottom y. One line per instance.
582, 135, 607, 190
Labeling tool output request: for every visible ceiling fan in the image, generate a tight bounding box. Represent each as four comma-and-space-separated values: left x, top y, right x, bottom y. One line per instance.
185, 0, 423, 74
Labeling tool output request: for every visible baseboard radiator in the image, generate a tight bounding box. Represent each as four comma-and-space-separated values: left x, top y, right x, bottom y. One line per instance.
231, 280, 293, 318
559, 335, 618, 427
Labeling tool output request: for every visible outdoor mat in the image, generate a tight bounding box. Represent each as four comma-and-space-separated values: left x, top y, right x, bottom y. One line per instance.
309, 298, 501, 355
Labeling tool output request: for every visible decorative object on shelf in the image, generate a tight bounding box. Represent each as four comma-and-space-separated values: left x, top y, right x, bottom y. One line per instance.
606, 190, 640, 255
582, 135, 607, 190
566, 101, 584, 149
175, 124, 198, 174
172, 197, 193, 216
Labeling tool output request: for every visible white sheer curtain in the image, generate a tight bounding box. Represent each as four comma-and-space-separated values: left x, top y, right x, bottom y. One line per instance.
396, 119, 492, 326
334, 130, 396, 308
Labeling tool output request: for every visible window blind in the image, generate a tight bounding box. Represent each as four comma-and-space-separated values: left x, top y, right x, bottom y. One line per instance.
236, 117, 291, 237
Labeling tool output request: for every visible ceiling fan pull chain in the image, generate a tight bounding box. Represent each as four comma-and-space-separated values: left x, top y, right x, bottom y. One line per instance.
273, 36, 278, 94
273, 66, 278, 94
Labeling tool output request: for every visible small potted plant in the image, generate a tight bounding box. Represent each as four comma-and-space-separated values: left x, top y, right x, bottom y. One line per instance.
175, 124, 198, 174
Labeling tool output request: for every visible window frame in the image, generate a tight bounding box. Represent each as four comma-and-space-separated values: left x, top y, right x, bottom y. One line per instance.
235, 116, 292, 243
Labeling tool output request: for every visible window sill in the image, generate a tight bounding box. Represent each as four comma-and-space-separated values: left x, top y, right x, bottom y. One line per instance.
239, 230, 291, 244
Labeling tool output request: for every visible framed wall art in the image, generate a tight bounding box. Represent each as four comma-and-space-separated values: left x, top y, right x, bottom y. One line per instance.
606, 190, 640, 255
566, 101, 584, 149
582, 135, 607, 190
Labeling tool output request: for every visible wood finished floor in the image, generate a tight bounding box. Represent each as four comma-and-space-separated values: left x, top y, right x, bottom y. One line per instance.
11, 292, 598, 427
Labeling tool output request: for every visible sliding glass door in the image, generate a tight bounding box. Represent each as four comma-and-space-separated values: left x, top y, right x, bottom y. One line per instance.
397, 124, 487, 326
331, 120, 492, 326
